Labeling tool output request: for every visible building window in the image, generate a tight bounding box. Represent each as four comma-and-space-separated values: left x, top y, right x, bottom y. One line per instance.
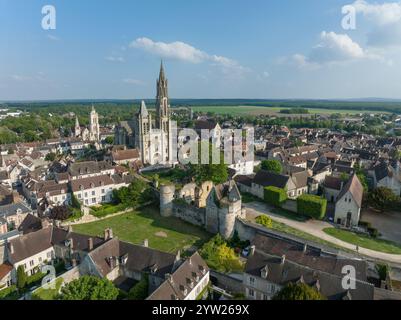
101, 189, 105, 194
102, 196, 106, 202
249, 277, 255, 286
248, 289, 255, 298
92, 191, 95, 196
263, 294, 269, 300
92, 198, 96, 204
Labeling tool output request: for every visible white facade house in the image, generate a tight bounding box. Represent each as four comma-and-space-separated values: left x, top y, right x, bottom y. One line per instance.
334, 175, 363, 228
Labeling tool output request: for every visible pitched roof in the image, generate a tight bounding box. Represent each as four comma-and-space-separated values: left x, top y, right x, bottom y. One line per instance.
253, 170, 290, 188
147, 252, 209, 300
0, 262, 13, 280
68, 161, 113, 177
88, 238, 177, 278
112, 149, 140, 161
324, 176, 343, 190
7, 226, 105, 263
70, 174, 114, 192
0, 203, 32, 218
337, 174, 364, 207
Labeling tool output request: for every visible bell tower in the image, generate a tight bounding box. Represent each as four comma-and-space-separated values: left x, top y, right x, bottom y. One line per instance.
155, 61, 170, 132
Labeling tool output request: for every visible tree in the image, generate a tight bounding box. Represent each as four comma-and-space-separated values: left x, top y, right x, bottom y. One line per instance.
261, 160, 282, 174
49, 206, 70, 221
70, 193, 81, 210
16, 265, 27, 291
273, 282, 326, 300
45, 152, 56, 162
189, 141, 228, 185
255, 215, 273, 228
104, 136, 114, 145
59, 276, 119, 300
199, 234, 244, 273
368, 187, 401, 212
128, 274, 149, 300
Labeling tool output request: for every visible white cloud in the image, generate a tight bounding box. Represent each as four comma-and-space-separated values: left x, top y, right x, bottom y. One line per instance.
292, 31, 383, 67
122, 78, 145, 85
47, 34, 60, 41
352, 0, 401, 25
262, 71, 270, 78
130, 37, 249, 75
105, 56, 125, 63
11, 75, 31, 81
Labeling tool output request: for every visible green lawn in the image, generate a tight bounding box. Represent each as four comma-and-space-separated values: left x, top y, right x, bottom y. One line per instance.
73, 206, 212, 254
323, 228, 401, 255
32, 278, 64, 300
271, 207, 309, 222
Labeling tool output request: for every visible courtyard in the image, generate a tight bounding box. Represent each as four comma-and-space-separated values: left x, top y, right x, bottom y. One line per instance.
72, 206, 212, 254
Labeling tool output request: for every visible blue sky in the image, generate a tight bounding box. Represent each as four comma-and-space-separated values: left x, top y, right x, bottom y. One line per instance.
1, 0, 401, 100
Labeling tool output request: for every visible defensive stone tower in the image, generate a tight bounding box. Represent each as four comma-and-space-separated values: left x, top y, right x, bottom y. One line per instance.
160, 184, 175, 217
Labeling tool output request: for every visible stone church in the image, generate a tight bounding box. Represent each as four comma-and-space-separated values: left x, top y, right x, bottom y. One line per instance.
74, 105, 100, 142
114, 63, 173, 165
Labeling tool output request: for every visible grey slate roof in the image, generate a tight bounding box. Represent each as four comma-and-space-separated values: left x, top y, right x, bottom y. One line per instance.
253, 170, 290, 189
0, 203, 32, 218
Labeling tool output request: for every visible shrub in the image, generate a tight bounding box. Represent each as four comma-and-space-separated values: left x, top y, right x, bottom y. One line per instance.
273, 282, 326, 300
368, 227, 379, 239
297, 194, 327, 220
264, 186, 287, 207
128, 274, 149, 300
255, 215, 273, 228
200, 234, 244, 273
0, 285, 18, 300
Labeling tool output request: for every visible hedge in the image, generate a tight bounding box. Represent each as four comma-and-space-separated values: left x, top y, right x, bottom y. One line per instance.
296, 194, 327, 220
264, 186, 287, 207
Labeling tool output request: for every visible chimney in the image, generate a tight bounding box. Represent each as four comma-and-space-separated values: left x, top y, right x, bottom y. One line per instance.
142, 239, 149, 247
41, 218, 50, 229
165, 273, 173, 284
88, 238, 94, 251
303, 244, 307, 253
104, 229, 109, 240
9, 242, 14, 254
69, 238, 74, 250
175, 250, 181, 262
281, 255, 286, 265
108, 228, 113, 239
249, 245, 256, 257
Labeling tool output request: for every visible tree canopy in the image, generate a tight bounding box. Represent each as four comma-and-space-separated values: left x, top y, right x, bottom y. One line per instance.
261, 160, 283, 174
59, 276, 119, 300
273, 282, 326, 300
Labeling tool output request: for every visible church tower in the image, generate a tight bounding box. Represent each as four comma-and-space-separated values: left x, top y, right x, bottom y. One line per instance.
155, 61, 172, 163
156, 61, 170, 132
89, 105, 100, 142
74, 116, 81, 137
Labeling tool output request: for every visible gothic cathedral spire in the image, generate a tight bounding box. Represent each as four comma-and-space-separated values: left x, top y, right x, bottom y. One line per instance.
156, 60, 169, 131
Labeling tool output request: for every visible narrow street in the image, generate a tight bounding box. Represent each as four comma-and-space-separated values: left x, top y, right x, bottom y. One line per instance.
244, 201, 401, 265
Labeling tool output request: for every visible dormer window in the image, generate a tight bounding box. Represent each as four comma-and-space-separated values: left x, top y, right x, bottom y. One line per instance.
79, 185, 84, 191
90, 183, 94, 188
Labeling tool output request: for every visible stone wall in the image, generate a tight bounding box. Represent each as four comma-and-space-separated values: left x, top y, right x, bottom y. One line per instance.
172, 202, 205, 227
210, 270, 244, 295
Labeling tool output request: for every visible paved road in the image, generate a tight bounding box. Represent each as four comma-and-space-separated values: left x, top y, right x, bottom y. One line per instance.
244, 201, 401, 265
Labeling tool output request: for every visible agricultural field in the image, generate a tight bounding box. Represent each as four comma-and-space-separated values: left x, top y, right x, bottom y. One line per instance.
188, 105, 387, 116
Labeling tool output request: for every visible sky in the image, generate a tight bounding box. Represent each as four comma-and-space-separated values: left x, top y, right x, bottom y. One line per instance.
1, 0, 401, 100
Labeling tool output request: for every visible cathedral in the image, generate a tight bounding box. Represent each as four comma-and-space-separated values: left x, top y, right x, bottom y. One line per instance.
114, 63, 173, 165
74, 105, 100, 142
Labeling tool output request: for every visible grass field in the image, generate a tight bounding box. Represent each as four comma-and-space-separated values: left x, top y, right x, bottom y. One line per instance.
32, 278, 64, 300
189, 105, 386, 116
73, 206, 212, 254
323, 228, 401, 254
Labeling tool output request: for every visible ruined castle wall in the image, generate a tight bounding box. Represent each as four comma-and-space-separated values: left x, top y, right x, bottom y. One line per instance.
172, 202, 206, 227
